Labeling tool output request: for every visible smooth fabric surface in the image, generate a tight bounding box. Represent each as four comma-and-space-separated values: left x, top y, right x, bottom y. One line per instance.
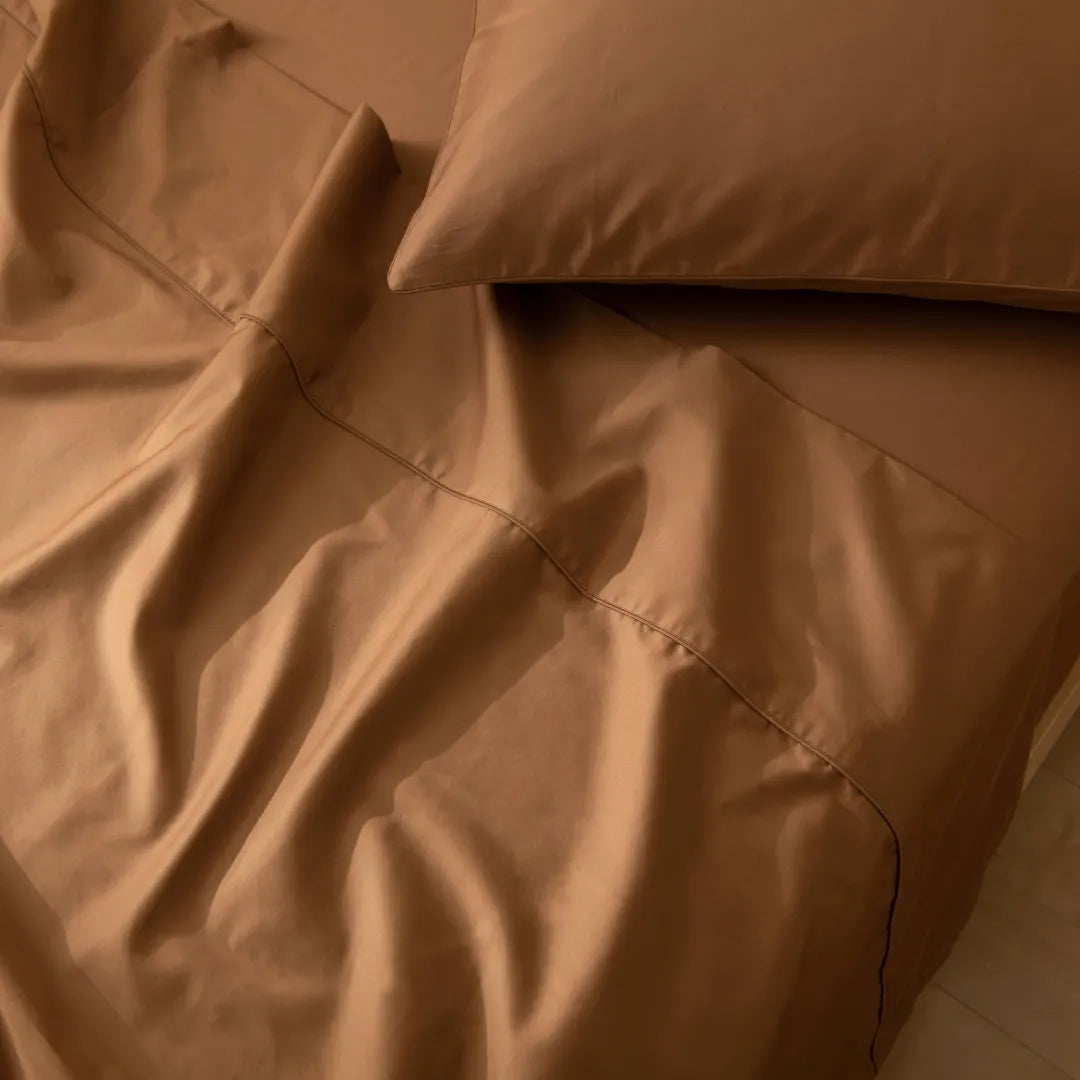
207, 0, 1080, 590
389, 0, 1080, 310
2, 2, 1079, 1078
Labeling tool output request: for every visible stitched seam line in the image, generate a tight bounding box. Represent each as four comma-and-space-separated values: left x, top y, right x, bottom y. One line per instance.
0, 3, 35, 39
20, 66, 234, 328
10, 33, 903, 1060
190, 0, 350, 118
238, 311, 903, 1069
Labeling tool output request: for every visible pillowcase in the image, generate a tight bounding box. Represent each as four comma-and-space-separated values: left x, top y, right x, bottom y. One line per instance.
389, 0, 1080, 310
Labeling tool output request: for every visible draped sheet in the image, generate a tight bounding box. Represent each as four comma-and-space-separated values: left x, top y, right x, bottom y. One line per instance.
0, 3, 1066, 1076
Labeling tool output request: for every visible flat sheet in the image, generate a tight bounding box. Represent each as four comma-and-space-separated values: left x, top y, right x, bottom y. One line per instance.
208, 0, 1080, 674
1, 3, 1077, 1078
201, 0, 1080, 576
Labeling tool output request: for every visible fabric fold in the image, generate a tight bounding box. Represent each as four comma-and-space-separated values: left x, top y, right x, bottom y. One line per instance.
0, 2, 1066, 1077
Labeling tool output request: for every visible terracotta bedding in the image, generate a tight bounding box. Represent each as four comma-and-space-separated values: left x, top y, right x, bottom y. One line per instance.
1, 3, 1078, 1078
388, 0, 1080, 306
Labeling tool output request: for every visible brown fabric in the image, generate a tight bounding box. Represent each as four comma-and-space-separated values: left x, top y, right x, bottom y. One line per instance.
1, 2, 1078, 1079
388, 0, 1080, 310
208, 0, 1080, 591
580, 285, 1080, 581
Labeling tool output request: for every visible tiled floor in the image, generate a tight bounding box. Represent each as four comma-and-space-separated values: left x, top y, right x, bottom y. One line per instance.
881, 716, 1080, 1079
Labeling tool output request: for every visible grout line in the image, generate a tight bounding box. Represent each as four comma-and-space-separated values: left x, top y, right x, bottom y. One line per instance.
1026, 666, 1080, 786
929, 980, 1076, 1077
1043, 765, 1080, 794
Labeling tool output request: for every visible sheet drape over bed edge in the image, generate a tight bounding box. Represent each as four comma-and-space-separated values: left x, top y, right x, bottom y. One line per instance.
0, 2, 1073, 1077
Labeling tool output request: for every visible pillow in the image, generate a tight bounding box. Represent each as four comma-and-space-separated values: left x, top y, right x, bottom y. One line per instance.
388, 0, 1080, 310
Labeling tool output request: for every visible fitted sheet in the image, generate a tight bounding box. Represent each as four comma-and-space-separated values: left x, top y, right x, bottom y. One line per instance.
1, 2, 1078, 1078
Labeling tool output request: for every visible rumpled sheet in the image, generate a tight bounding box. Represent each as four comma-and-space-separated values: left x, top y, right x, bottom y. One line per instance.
0, 2, 1063, 1077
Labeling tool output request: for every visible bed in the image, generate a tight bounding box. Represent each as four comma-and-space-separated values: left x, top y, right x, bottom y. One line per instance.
1, 2, 1078, 1077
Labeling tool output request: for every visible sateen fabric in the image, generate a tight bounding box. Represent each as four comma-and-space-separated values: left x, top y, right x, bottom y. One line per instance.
0, 3, 1072, 1078
389, 0, 1080, 310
